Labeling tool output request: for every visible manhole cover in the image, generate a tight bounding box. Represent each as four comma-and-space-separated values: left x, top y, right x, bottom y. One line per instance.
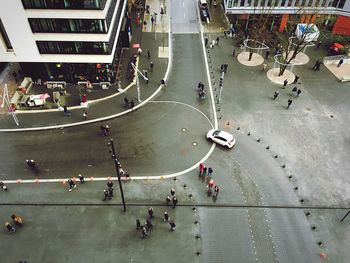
192, 142, 198, 147
181, 128, 187, 132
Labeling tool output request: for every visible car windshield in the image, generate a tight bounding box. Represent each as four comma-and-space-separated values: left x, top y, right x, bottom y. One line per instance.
213, 130, 221, 136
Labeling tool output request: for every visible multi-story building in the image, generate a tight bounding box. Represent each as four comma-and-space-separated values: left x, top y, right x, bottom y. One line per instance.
0, 0, 130, 84
223, 0, 350, 35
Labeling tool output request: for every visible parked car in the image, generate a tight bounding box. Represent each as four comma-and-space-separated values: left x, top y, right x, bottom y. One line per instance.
206, 129, 236, 149
198, 0, 210, 22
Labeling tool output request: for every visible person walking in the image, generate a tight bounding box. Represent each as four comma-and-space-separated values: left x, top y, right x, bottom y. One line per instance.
82, 109, 87, 120
68, 179, 76, 192
136, 219, 142, 229
265, 49, 270, 60
293, 75, 299, 84
292, 86, 297, 93
166, 195, 171, 205
141, 226, 148, 239
151, 16, 154, 26
11, 214, 23, 226
208, 167, 213, 178
313, 60, 320, 70
63, 105, 71, 117
263, 62, 267, 71
232, 48, 236, 57
205, 37, 208, 47
297, 89, 301, 97
137, 47, 142, 56
213, 185, 219, 198
163, 212, 169, 222
78, 174, 84, 184
286, 99, 293, 109
215, 36, 220, 45
130, 100, 135, 109
107, 181, 114, 197
172, 196, 178, 209
202, 166, 208, 177
199, 163, 205, 176
170, 188, 175, 197
150, 61, 154, 71
5, 222, 16, 234
283, 79, 288, 89
169, 220, 176, 231
273, 91, 279, 100
102, 189, 111, 201
147, 50, 151, 59
145, 219, 153, 230
0, 181, 8, 191
223, 63, 228, 73
337, 58, 344, 67
148, 207, 154, 219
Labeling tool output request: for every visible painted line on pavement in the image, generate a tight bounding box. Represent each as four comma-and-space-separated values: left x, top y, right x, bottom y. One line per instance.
149, 100, 214, 129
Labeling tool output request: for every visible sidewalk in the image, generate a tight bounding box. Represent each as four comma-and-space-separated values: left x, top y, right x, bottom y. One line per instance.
0, 1, 170, 131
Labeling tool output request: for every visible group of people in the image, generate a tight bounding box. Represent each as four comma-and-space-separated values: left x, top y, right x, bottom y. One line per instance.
5, 214, 23, 234
165, 188, 178, 209
137, 191, 178, 239
102, 181, 114, 201
199, 163, 219, 198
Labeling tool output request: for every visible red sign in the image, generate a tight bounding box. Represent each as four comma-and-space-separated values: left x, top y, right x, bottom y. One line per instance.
132, 43, 140, 48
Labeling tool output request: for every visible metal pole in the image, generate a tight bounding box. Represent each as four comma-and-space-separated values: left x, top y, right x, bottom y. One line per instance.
108, 139, 126, 212
341, 210, 350, 222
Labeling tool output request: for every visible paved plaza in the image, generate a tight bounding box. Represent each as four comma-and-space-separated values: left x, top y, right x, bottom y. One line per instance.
0, 0, 350, 262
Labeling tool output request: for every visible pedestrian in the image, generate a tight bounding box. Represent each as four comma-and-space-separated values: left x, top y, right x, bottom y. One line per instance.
124, 96, 129, 108
63, 105, 71, 117
164, 212, 169, 222
283, 79, 288, 89
137, 47, 142, 56
210, 40, 215, 49
11, 214, 23, 226
82, 109, 87, 120
143, 70, 149, 83
5, 222, 16, 234
151, 16, 154, 26
215, 37, 219, 45
286, 99, 293, 109
136, 219, 142, 229
205, 37, 208, 47
107, 181, 114, 197
313, 60, 320, 70
166, 195, 171, 205
150, 61, 154, 71
273, 91, 279, 100
213, 185, 219, 197
67, 178, 76, 192
208, 167, 213, 178
148, 207, 154, 219
147, 49, 151, 59
170, 188, 175, 197
297, 89, 301, 97
315, 61, 321, 71
145, 219, 153, 230
78, 174, 84, 183
220, 64, 224, 73
292, 86, 297, 93
102, 189, 111, 201
293, 75, 299, 84
337, 58, 344, 67
169, 220, 176, 231
203, 166, 208, 176
130, 100, 135, 109
232, 48, 236, 57
172, 196, 178, 209
199, 163, 205, 176
141, 226, 148, 239
265, 49, 270, 60
263, 62, 267, 71
0, 181, 8, 191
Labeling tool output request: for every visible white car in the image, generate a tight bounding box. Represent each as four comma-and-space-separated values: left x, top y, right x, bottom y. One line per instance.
206, 129, 236, 149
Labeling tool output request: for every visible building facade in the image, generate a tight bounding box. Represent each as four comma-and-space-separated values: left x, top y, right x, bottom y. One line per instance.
0, 0, 130, 84
223, 0, 350, 35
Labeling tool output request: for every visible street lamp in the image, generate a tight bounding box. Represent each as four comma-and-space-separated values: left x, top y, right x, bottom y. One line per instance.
107, 138, 126, 212
130, 62, 148, 102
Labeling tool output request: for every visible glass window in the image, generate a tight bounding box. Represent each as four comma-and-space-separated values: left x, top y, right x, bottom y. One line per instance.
338, 0, 345, 8
0, 19, 13, 50
22, 0, 107, 9
329, 0, 339, 7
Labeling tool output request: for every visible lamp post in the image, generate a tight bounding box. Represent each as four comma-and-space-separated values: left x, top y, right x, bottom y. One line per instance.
107, 138, 126, 212
130, 62, 148, 102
